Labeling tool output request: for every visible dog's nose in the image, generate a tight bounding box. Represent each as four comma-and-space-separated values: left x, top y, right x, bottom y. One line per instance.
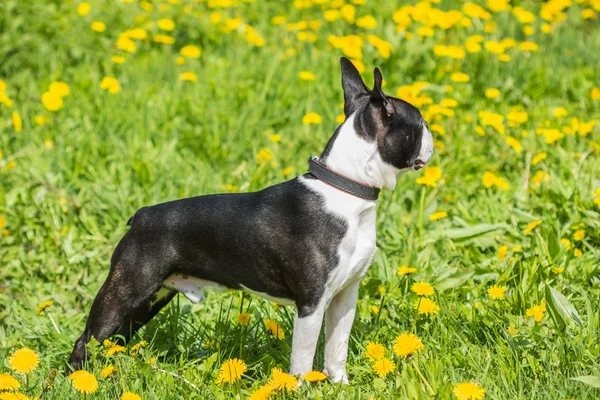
413, 160, 426, 170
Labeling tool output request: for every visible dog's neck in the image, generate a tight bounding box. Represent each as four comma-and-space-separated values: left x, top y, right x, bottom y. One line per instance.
320, 114, 399, 191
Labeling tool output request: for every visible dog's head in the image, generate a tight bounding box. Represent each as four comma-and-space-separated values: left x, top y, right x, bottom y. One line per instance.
338, 57, 433, 172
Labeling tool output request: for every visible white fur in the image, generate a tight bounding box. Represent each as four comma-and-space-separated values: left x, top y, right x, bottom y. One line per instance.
163, 274, 225, 303
419, 125, 434, 165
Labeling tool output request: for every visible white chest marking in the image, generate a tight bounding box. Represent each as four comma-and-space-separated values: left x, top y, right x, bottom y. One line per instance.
163, 274, 225, 303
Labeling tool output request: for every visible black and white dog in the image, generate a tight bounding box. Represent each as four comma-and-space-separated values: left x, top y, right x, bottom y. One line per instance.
68, 57, 433, 383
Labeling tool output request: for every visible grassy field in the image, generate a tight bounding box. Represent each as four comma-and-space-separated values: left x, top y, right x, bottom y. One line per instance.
1, 0, 600, 398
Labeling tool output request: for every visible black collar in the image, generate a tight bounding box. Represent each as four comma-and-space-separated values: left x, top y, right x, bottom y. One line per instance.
308, 156, 380, 201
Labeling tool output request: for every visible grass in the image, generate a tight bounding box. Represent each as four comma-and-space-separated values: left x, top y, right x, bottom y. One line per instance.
1, 0, 600, 398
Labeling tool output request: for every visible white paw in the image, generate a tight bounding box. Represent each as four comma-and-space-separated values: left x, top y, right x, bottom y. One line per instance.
324, 367, 349, 384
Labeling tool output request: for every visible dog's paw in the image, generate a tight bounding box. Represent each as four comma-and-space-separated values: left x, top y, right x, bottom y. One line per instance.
323, 367, 349, 385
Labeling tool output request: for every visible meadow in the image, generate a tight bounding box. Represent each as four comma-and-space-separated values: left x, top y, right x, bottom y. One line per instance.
1, 0, 600, 398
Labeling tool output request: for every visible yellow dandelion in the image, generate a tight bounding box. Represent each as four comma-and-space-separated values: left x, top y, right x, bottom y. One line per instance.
397, 265, 417, 276
453, 381, 486, 400
106, 345, 126, 357
216, 358, 247, 384
430, 211, 448, 221
415, 298, 440, 316
485, 88, 500, 99
257, 148, 274, 164
36, 300, 54, 315
302, 112, 322, 125
365, 342, 386, 361
157, 18, 175, 31
411, 282, 435, 296
371, 358, 395, 378
303, 371, 327, 382
237, 313, 252, 326
249, 383, 274, 400
91, 21, 106, 32
573, 229, 585, 241
265, 319, 285, 339
532, 152, 547, 166
12, 111, 22, 132
552, 267, 565, 274
0, 393, 33, 400
100, 365, 116, 379
526, 300, 546, 322
130, 340, 147, 353
121, 392, 141, 400
154, 34, 175, 45
393, 332, 424, 358
9, 348, 40, 374
299, 71, 316, 81
111, 55, 126, 64
507, 325, 519, 336
574, 248, 583, 258
270, 368, 298, 391
416, 166, 442, 187
0, 374, 21, 391
100, 77, 121, 94
77, 2, 90, 16
552, 107, 568, 118
180, 45, 201, 59
451, 73, 470, 83
180, 72, 198, 82
524, 220, 542, 234
487, 285, 506, 300
69, 370, 98, 394
49, 81, 70, 97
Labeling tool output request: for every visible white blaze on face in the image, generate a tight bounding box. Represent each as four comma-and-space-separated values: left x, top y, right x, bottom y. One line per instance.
418, 125, 434, 165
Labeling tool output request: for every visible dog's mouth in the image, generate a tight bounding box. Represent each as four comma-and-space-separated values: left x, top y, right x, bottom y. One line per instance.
413, 159, 426, 170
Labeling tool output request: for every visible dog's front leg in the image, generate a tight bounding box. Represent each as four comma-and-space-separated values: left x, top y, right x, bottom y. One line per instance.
323, 280, 359, 384
289, 305, 325, 378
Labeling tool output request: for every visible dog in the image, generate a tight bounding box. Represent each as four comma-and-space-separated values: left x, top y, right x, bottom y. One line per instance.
67, 57, 433, 383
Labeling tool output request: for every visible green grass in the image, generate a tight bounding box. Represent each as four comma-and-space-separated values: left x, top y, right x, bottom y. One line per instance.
1, 0, 600, 398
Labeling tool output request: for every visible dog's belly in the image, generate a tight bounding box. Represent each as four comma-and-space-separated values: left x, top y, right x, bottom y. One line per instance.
162, 274, 295, 306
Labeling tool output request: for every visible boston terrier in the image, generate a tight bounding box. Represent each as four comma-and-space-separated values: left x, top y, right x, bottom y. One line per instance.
67, 57, 434, 383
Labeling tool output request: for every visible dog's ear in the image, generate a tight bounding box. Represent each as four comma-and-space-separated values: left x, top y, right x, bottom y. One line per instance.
340, 57, 369, 117
370, 67, 394, 118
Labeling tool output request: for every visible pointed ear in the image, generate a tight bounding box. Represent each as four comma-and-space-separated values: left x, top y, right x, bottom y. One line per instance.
370, 67, 394, 117
340, 57, 369, 116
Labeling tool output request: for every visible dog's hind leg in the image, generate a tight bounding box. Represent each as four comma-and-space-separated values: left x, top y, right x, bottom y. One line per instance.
67, 265, 173, 373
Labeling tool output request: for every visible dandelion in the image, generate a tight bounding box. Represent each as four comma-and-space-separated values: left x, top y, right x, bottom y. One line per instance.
303, 371, 327, 382
594, 188, 600, 205
91, 21, 106, 32
117, 36, 136, 52
393, 333, 424, 358
100, 365, 116, 379
532, 152, 547, 166
365, 342, 386, 361
12, 111, 22, 132
106, 345, 126, 356
249, 383, 274, 400
69, 370, 99, 394
451, 73, 470, 83
552, 267, 565, 274
216, 358, 247, 384
270, 368, 297, 390
257, 148, 273, 164
592, 87, 600, 100
302, 112, 322, 125
573, 229, 585, 241
157, 18, 175, 31
154, 34, 175, 45
453, 381, 486, 400
130, 340, 147, 353
41, 92, 63, 111
523, 220, 542, 234
49, 82, 70, 97
77, 2, 90, 16
0, 374, 20, 391
526, 300, 546, 322
487, 285, 506, 300
265, 319, 285, 339
430, 211, 448, 221
519, 41, 538, 51
299, 71, 316, 81
485, 88, 500, 99
0, 393, 33, 400
356, 15, 377, 29
100, 77, 121, 94
36, 300, 54, 315
416, 166, 442, 187
416, 298, 440, 316
371, 358, 395, 378
411, 282, 434, 296
237, 313, 252, 326
180, 72, 197, 82
507, 325, 519, 336
9, 348, 39, 374
574, 249, 583, 257
553, 107, 568, 118
497, 245, 508, 260
561, 238, 572, 250
180, 45, 201, 59
121, 393, 141, 400
397, 265, 417, 276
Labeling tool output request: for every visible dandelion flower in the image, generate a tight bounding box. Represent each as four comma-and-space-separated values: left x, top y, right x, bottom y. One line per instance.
257, 148, 274, 165
0, 393, 33, 400
551, 267, 564, 274
180, 45, 201, 59
180, 72, 198, 82
9, 348, 40, 374
77, 2, 91, 16
485, 88, 500, 99
303, 371, 327, 382
121, 392, 141, 400
393, 333, 424, 358
371, 358, 395, 378
574, 249, 583, 257
532, 152, 547, 166
573, 229, 585, 241
523, 220, 542, 234
12, 111, 22, 132
0, 374, 21, 391
237, 313, 252, 326
270, 368, 298, 391
411, 282, 434, 296
49, 82, 70, 97
451, 73, 470, 83
106, 345, 126, 357
36, 300, 54, 315
488, 285, 506, 300
265, 319, 285, 339
430, 211, 448, 221
365, 342, 386, 361
453, 381, 486, 400
416, 166, 442, 187
91, 21, 106, 32
397, 265, 417, 276
302, 112, 322, 125
415, 298, 440, 316
507, 325, 519, 336
249, 383, 274, 400
69, 370, 98, 394
526, 300, 546, 322
157, 18, 175, 31
299, 71, 316, 81
100, 77, 121, 94
216, 358, 247, 384
101, 365, 116, 379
